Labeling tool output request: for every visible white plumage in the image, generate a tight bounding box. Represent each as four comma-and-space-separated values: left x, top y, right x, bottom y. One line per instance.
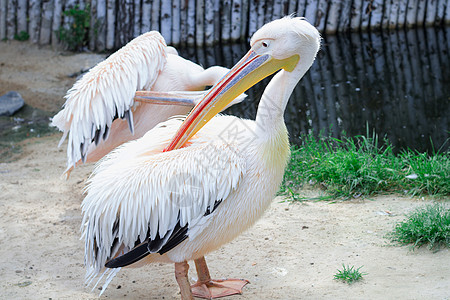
81, 17, 320, 299
52, 31, 237, 176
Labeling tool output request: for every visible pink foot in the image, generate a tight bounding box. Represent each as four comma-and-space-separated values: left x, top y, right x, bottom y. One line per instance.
191, 278, 249, 299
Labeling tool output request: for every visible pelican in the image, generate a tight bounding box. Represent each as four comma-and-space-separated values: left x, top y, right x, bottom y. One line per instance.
81, 17, 320, 299
51, 31, 244, 177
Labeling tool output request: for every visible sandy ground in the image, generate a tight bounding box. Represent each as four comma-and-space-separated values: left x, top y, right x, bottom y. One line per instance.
1, 41, 449, 300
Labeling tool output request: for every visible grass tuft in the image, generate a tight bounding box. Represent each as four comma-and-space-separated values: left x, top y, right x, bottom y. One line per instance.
58, 4, 92, 51
281, 131, 450, 200
389, 203, 450, 250
333, 264, 366, 284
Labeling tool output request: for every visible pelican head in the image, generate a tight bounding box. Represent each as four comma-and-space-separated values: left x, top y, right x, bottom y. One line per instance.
165, 17, 321, 151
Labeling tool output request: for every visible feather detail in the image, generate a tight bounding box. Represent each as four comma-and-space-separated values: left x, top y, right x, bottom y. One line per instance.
81, 117, 246, 287
51, 31, 167, 169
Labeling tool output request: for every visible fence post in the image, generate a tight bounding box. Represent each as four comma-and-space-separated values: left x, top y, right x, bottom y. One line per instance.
161, 0, 172, 44
196, 0, 205, 46
40, 0, 54, 45
231, 0, 242, 42
172, 0, 181, 46
205, 0, 215, 45
29, 0, 41, 43
89, 0, 97, 50
17, 0, 27, 33
6, 0, 16, 40
0, 0, 5, 40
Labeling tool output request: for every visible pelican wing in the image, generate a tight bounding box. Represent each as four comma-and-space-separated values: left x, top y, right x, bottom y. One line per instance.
81, 118, 246, 275
52, 31, 167, 168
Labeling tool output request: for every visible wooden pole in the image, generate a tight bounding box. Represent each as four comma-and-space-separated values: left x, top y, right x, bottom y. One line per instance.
52, 0, 63, 48
0, 0, 6, 40
96, 0, 106, 51
161, 0, 171, 43
62, 0, 77, 31
304, 1, 317, 27
296, 0, 306, 18
256, 0, 265, 29
397, 0, 408, 29
264, 0, 273, 23
435, 0, 446, 25
17, 0, 27, 34
370, 0, 383, 31
326, 1, 341, 34
141, 0, 151, 33
287, 0, 297, 15
29, 0, 41, 43
272, 0, 283, 21
106, 0, 115, 49
172, 0, 181, 46
389, 0, 399, 29
40, 0, 54, 45
316, 0, 328, 32
406, 0, 418, 28
446, 0, 450, 24
179, 0, 187, 47
350, 0, 362, 31
221, 0, 231, 43
381, 0, 391, 29
117, 0, 125, 46
196, 0, 205, 46
360, 0, 370, 31
425, 0, 437, 26
231, 0, 241, 42
151, 0, 160, 32
6, 0, 16, 40
416, 0, 426, 27
205, 0, 214, 45
248, 0, 257, 38
89, 0, 98, 50
240, 0, 248, 41
186, 0, 195, 46
133, 0, 141, 37
213, 0, 221, 44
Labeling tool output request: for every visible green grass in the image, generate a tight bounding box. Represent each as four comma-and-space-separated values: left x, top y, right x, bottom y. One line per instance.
14, 31, 29, 41
389, 203, 450, 250
281, 131, 450, 200
333, 264, 366, 284
58, 4, 92, 51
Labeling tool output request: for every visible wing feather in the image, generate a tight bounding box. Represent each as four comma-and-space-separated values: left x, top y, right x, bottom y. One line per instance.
81, 118, 246, 277
52, 31, 167, 170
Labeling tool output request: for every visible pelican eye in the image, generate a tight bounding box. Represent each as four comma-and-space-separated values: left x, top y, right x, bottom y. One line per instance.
262, 41, 269, 48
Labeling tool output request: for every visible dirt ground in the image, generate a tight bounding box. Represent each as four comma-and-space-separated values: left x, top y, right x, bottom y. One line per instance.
0, 41, 449, 300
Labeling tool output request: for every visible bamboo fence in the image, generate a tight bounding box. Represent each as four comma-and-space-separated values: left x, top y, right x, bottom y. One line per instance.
0, 0, 449, 50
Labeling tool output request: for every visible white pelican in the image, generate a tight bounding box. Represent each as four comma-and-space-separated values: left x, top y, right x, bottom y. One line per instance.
81, 17, 320, 299
51, 31, 244, 177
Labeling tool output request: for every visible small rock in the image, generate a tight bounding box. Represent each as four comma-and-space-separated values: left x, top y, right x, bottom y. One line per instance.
0, 91, 25, 116
16, 281, 32, 287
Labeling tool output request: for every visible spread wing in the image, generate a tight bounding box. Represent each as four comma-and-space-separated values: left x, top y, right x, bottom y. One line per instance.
51, 31, 167, 169
81, 118, 246, 277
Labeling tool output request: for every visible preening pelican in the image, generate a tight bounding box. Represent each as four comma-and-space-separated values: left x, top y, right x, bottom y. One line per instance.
81, 17, 320, 299
51, 31, 244, 177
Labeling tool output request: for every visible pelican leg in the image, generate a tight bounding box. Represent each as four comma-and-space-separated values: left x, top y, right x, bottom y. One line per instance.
175, 261, 194, 300
191, 256, 249, 299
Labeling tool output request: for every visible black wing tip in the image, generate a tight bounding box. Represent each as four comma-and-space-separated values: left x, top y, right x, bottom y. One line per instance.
105, 243, 150, 268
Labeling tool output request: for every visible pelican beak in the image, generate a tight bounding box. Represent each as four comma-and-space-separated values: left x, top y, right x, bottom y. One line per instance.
164, 50, 300, 151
